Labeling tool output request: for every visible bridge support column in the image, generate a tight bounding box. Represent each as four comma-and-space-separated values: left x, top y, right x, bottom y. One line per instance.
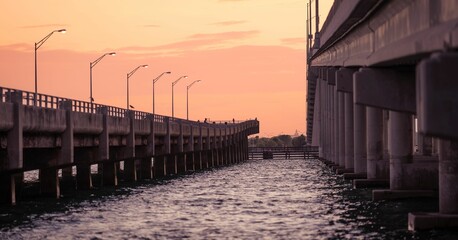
1, 91, 23, 204
142, 115, 155, 180
39, 168, 60, 199
335, 68, 355, 174
406, 53, 458, 230
186, 152, 194, 171
345, 104, 367, 180
0, 174, 17, 205
353, 107, 389, 188
140, 157, 153, 180
124, 111, 137, 182
206, 150, 212, 169
153, 155, 166, 178
76, 164, 92, 190
195, 151, 202, 170
165, 154, 177, 175
177, 153, 186, 174
102, 162, 118, 186
372, 111, 436, 200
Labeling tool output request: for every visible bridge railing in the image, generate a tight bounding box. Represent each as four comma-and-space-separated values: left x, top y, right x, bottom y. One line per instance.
0, 86, 258, 129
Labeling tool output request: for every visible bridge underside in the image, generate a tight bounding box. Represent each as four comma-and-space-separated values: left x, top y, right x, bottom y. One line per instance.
307, 0, 458, 231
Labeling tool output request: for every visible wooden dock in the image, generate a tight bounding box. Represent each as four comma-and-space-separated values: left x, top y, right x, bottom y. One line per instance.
248, 146, 319, 160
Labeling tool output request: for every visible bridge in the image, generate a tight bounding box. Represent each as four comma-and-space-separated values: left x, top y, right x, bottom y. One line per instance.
307, 0, 458, 230
0, 86, 259, 205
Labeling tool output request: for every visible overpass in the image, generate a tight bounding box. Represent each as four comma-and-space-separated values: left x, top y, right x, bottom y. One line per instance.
306, 0, 458, 230
0, 86, 259, 204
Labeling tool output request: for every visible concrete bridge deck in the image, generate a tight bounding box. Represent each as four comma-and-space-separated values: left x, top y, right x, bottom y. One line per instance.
306, 0, 458, 230
0, 86, 259, 204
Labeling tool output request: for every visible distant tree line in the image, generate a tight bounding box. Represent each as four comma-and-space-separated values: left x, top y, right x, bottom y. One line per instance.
249, 134, 307, 147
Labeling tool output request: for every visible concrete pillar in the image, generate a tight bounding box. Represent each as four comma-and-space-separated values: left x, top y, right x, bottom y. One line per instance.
176, 153, 186, 174
318, 76, 324, 159
0, 174, 16, 205
176, 121, 186, 174
328, 68, 336, 163
350, 104, 367, 177
153, 155, 165, 178
409, 53, 458, 230
5, 91, 23, 170
141, 157, 153, 180
124, 111, 136, 181
58, 100, 74, 166
97, 107, 112, 184
338, 92, 345, 167
102, 162, 118, 186
417, 134, 433, 156
76, 164, 92, 190
330, 84, 335, 164
354, 106, 388, 188
439, 140, 458, 214
323, 79, 328, 160
334, 86, 340, 166
389, 111, 413, 190
39, 168, 60, 198
186, 152, 194, 171
142, 115, 155, 180
366, 107, 384, 179
344, 92, 354, 171
409, 139, 458, 230
61, 167, 73, 180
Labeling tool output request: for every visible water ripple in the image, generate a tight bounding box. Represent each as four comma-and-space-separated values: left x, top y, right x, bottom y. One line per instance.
0, 159, 456, 239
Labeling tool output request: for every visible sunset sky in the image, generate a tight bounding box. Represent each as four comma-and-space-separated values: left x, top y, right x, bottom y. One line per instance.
0, 0, 331, 137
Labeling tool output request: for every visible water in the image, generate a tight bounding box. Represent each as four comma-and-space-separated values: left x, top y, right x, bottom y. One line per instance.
1, 159, 457, 239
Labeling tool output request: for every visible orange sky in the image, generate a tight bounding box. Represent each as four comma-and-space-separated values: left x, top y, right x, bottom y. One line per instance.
0, 0, 331, 137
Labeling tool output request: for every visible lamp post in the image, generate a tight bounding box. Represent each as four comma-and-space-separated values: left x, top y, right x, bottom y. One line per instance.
172, 75, 188, 118
90, 52, 115, 110
34, 29, 66, 106
126, 64, 148, 110
187, 80, 201, 120
152, 71, 171, 115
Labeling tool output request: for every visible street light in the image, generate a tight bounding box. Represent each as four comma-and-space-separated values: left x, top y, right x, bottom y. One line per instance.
152, 71, 171, 115
126, 64, 148, 110
90, 52, 115, 108
172, 75, 188, 118
34, 29, 66, 106
187, 80, 202, 120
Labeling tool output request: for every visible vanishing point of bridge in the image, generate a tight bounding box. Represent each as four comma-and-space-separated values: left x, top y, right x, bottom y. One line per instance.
0, 87, 259, 205
307, 0, 458, 230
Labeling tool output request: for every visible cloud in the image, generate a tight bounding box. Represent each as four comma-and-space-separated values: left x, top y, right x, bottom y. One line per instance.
211, 20, 247, 26
119, 30, 259, 54
143, 24, 160, 28
219, 0, 246, 2
281, 37, 304, 45
19, 24, 67, 29
0, 43, 31, 51
188, 30, 258, 40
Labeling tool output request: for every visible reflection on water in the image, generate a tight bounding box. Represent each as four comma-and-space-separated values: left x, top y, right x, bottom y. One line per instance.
1, 159, 457, 239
